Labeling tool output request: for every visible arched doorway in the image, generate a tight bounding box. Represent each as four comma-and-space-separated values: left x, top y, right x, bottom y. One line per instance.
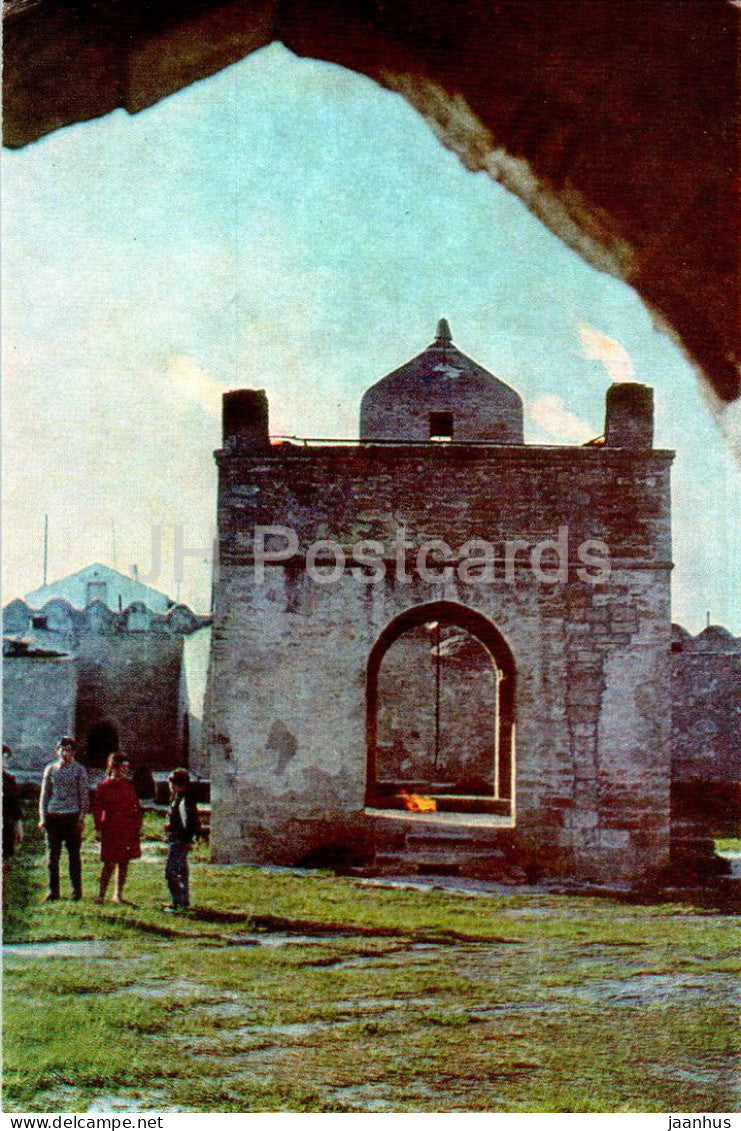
85, 721, 119, 771
366, 602, 515, 815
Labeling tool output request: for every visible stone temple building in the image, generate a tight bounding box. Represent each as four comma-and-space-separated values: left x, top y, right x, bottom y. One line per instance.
205, 321, 736, 889
3, 564, 211, 780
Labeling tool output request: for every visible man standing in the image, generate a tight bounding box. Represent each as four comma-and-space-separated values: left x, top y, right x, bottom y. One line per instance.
38, 737, 89, 901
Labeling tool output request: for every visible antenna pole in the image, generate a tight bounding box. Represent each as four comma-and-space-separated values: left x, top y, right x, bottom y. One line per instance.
42, 514, 49, 586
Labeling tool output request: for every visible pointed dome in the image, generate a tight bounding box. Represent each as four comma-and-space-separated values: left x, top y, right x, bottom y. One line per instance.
360, 321, 524, 443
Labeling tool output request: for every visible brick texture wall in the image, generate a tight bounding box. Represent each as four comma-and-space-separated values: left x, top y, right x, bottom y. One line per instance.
74, 634, 184, 771
3, 599, 210, 775
2, 656, 78, 773
207, 440, 674, 884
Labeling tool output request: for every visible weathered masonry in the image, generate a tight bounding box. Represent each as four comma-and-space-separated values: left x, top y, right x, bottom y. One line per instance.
206, 322, 683, 887
670, 624, 741, 861
3, 565, 211, 779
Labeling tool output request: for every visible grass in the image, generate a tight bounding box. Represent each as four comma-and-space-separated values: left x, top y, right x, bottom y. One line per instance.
3, 807, 740, 1113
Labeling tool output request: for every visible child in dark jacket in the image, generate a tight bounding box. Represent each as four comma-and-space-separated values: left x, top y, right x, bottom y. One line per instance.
164, 769, 200, 911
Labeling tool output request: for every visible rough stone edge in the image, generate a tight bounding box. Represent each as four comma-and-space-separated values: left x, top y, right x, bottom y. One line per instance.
2, 597, 212, 636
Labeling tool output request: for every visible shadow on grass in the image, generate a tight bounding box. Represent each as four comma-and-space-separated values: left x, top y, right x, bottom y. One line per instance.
3, 801, 49, 942
250, 913, 521, 946
188, 908, 253, 925
2, 852, 38, 943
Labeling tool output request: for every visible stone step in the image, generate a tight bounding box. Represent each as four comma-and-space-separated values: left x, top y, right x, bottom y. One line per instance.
672, 833, 720, 850
375, 853, 463, 875
715, 875, 741, 913
671, 840, 730, 871
373, 845, 526, 882
373, 817, 514, 843
374, 834, 515, 862
405, 829, 510, 848
659, 876, 741, 913
665, 852, 731, 886
376, 847, 508, 866
370, 814, 520, 880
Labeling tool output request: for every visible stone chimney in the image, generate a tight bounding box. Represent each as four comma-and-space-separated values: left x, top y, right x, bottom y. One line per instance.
604, 383, 654, 448
222, 389, 270, 452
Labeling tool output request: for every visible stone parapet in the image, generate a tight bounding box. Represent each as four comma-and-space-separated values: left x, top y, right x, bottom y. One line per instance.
3, 597, 211, 638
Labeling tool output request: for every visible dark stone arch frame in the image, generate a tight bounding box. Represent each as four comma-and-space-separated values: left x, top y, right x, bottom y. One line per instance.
3, 1, 738, 408
365, 599, 516, 814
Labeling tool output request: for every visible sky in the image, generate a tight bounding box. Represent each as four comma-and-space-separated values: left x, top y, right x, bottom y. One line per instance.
2, 43, 739, 631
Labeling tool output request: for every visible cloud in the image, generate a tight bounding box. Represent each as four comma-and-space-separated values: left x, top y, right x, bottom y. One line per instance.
167, 355, 224, 418
529, 394, 595, 444
578, 323, 635, 383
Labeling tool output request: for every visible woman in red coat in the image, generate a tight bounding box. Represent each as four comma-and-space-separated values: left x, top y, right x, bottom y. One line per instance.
92, 752, 143, 904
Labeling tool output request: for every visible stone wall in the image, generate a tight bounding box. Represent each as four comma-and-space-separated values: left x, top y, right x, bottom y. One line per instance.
73, 633, 185, 772
671, 624, 741, 838
2, 655, 77, 774
2, 598, 211, 775
207, 439, 674, 884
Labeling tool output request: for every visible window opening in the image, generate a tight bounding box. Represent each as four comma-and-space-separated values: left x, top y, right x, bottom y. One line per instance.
429, 412, 454, 442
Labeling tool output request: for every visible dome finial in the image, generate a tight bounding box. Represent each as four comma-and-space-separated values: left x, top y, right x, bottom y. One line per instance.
435, 318, 452, 345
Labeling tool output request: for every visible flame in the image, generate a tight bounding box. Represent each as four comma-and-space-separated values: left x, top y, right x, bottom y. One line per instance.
400, 791, 437, 812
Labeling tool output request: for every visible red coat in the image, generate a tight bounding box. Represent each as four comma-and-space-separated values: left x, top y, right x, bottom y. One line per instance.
93, 777, 142, 863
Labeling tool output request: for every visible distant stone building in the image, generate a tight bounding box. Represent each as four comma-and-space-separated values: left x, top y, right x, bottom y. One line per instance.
3, 565, 211, 779
25, 562, 171, 615
205, 320, 729, 889
670, 624, 741, 847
